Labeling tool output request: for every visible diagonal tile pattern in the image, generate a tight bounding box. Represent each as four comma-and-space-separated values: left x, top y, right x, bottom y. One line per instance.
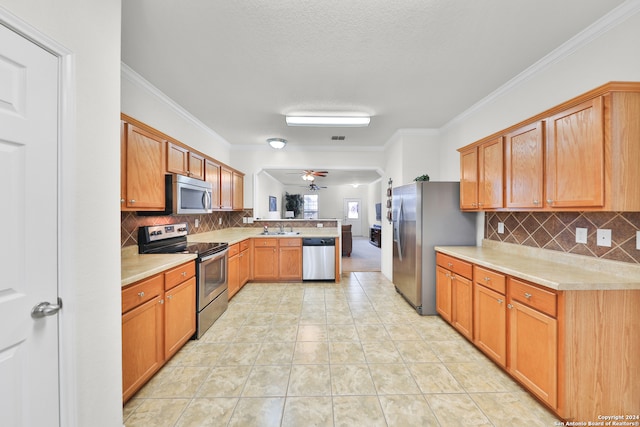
124, 272, 561, 426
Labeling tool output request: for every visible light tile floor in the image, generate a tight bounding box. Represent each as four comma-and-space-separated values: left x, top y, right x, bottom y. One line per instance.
123, 272, 561, 427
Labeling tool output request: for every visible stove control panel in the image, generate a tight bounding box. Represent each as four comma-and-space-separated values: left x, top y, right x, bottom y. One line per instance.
144, 222, 189, 242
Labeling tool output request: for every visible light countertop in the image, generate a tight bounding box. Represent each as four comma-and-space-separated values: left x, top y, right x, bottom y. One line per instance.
121, 227, 340, 287
435, 240, 640, 291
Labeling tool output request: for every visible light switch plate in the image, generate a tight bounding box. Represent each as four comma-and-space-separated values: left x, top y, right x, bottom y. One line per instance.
497, 222, 505, 234
195, 219, 200, 228
575, 227, 588, 244
637, 231, 640, 250
218, 217, 222, 225
596, 229, 612, 247
247, 217, 254, 224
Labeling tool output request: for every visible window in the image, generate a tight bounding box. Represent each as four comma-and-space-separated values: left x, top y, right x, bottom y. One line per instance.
303, 194, 319, 219
347, 201, 359, 219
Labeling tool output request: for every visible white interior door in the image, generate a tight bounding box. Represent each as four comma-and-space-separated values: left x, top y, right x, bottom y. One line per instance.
343, 198, 362, 236
0, 24, 61, 426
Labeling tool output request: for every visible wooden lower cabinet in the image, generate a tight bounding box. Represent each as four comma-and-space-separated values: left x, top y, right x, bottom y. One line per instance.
473, 283, 506, 367
122, 261, 196, 403
436, 253, 473, 339
253, 238, 302, 281
228, 240, 251, 298
509, 297, 557, 408
164, 277, 196, 359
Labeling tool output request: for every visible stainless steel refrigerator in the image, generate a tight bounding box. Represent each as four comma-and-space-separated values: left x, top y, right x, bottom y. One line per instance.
392, 181, 476, 315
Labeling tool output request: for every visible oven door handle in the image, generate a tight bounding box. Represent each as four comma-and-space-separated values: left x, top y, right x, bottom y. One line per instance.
200, 248, 228, 263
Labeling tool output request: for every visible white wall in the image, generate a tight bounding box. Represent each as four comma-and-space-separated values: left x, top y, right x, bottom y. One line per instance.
255, 170, 284, 218
438, 7, 640, 180
0, 1, 123, 426
121, 66, 232, 164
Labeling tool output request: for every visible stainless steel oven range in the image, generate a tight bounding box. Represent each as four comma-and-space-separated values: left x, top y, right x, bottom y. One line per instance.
138, 223, 228, 339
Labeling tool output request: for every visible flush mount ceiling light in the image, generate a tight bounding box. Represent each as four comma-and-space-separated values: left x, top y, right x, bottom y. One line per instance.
267, 138, 287, 149
285, 115, 370, 127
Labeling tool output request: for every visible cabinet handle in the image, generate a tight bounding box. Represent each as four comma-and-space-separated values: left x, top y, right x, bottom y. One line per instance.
120, 198, 125, 203
181, 271, 187, 277
497, 299, 503, 304
478, 202, 483, 206
167, 295, 173, 300
159, 299, 164, 304
447, 262, 453, 267
471, 203, 477, 207
484, 276, 491, 282
547, 199, 553, 205
533, 200, 539, 205
507, 303, 513, 309
129, 199, 136, 204
137, 291, 145, 297
524, 292, 532, 299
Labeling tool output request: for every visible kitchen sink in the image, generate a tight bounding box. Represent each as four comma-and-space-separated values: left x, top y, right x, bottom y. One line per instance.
260, 231, 300, 235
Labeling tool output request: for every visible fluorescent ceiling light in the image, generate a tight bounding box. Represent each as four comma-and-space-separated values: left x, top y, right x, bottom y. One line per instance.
267, 138, 287, 149
286, 115, 370, 127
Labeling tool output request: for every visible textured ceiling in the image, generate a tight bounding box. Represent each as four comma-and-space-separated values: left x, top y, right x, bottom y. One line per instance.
121, 0, 626, 184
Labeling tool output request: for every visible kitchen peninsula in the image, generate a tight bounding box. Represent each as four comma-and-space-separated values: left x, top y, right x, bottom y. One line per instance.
435, 240, 640, 423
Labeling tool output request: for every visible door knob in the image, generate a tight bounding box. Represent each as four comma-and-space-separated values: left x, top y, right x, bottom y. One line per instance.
31, 298, 63, 318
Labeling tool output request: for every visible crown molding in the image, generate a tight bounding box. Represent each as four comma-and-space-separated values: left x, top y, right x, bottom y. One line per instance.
121, 62, 230, 148
442, 0, 640, 132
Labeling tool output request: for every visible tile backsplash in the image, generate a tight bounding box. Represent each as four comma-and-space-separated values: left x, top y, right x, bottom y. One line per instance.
121, 209, 254, 247
486, 211, 640, 264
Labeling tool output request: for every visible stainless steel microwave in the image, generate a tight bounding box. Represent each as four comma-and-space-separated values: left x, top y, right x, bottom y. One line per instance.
139, 174, 213, 215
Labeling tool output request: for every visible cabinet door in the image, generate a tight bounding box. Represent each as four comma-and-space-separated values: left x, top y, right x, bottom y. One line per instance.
166, 141, 189, 176
165, 277, 196, 359
124, 123, 166, 210
253, 245, 278, 280
122, 295, 164, 402
239, 250, 251, 287
478, 137, 504, 209
228, 253, 240, 299
452, 275, 473, 340
546, 97, 604, 208
505, 122, 544, 209
474, 284, 506, 367
279, 246, 302, 280
188, 152, 205, 180
509, 299, 557, 408
205, 159, 221, 209
220, 166, 233, 210
460, 147, 478, 210
232, 171, 244, 210
435, 266, 452, 323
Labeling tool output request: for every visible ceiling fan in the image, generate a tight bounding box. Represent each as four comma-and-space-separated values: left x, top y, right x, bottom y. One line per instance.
295, 170, 329, 181
300, 183, 327, 191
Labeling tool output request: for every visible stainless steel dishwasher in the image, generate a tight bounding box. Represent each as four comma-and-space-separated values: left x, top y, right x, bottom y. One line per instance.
302, 238, 336, 281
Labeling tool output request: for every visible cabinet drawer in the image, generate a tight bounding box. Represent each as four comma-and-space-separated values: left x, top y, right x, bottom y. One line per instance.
254, 238, 277, 247
509, 277, 557, 317
436, 253, 472, 279
279, 238, 301, 247
122, 274, 164, 313
165, 261, 195, 290
474, 266, 506, 294
239, 239, 250, 252
228, 243, 240, 257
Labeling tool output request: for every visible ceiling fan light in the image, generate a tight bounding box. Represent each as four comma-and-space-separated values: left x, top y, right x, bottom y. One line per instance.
267, 138, 287, 149
285, 115, 370, 127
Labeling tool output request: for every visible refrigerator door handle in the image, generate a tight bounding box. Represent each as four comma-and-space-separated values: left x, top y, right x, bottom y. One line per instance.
396, 197, 404, 261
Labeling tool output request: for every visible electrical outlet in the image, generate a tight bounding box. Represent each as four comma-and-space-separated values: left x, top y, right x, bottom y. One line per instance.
497, 222, 505, 234
575, 227, 587, 244
596, 229, 612, 247
242, 217, 247, 224
218, 217, 222, 225
194, 219, 199, 228
317, 223, 323, 228
637, 231, 640, 250
247, 217, 254, 224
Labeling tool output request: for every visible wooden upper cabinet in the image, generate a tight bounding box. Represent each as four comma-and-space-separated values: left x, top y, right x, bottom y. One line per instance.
460, 147, 479, 210
478, 137, 504, 209
167, 141, 205, 180
505, 121, 544, 209
546, 97, 604, 209
205, 158, 221, 209
122, 121, 166, 211
220, 166, 233, 210
232, 171, 244, 210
